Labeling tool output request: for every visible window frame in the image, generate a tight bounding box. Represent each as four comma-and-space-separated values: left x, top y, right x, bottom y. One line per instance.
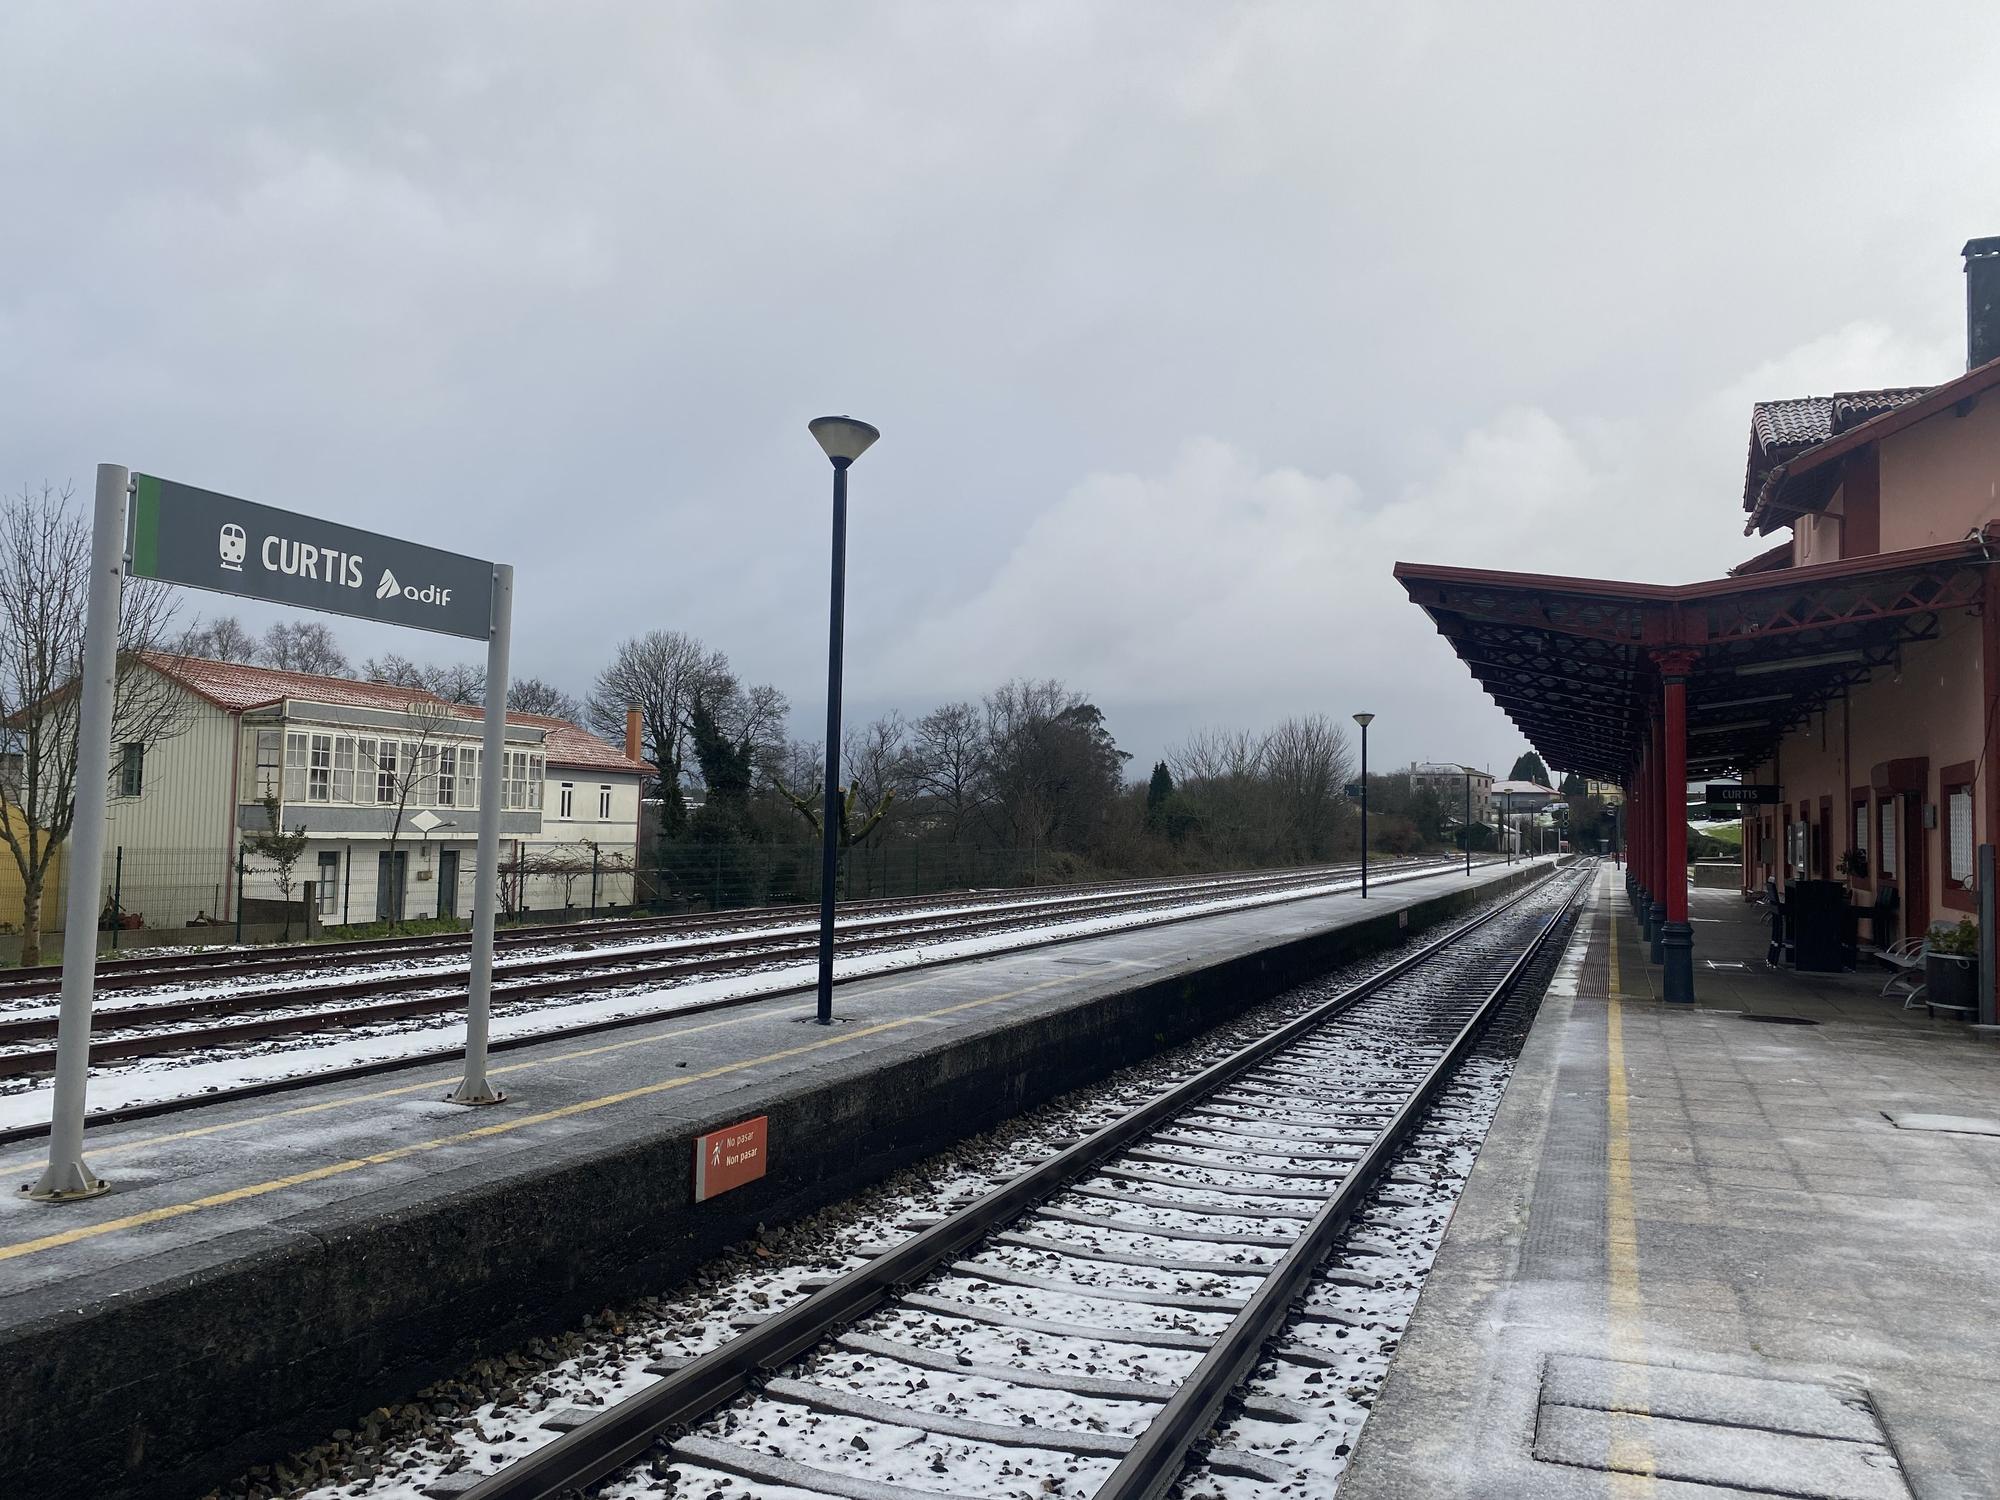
283, 731, 308, 804
117, 742, 144, 798
317, 851, 340, 915
1941, 761, 1977, 911
558, 781, 575, 819
307, 733, 333, 803
598, 784, 612, 820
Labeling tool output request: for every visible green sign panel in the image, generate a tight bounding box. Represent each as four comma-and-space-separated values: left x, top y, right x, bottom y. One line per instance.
130, 474, 494, 640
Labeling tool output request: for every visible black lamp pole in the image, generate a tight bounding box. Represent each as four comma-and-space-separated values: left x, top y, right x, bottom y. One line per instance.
808, 416, 880, 1025
1353, 713, 1374, 897
1464, 768, 1472, 876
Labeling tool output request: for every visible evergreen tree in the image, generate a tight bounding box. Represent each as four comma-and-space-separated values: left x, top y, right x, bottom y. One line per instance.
1509, 751, 1551, 786
1145, 761, 1174, 831
687, 696, 757, 844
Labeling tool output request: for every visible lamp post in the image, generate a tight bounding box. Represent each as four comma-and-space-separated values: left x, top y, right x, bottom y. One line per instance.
808, 415, 880, 1025
1464, 768, 1472, 877
1352, 713, 1374, 897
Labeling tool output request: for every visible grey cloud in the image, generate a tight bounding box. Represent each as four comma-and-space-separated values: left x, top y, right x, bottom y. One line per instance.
4, 3, 1996, 776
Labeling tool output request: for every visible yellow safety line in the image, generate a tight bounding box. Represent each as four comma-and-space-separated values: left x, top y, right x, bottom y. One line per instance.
0, 966, 960, 1178
1604, 895, 1656, 1493
0, 975, 1073, 1263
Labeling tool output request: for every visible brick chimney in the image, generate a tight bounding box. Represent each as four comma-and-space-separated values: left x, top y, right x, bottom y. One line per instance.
1965, 236, 2000, 369
625, 706, 642, 764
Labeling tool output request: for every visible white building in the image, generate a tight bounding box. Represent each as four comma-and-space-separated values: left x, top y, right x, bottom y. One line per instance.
101, 654, 650, 929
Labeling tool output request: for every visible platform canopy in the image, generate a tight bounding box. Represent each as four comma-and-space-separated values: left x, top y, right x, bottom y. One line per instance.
1395, 531, 1996, 781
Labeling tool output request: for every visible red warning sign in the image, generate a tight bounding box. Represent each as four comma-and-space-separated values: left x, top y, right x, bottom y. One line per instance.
693, 1115, 768, 1202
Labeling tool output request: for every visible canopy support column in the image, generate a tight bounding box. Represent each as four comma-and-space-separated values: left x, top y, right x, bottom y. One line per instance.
1656, 649, 1697, 1002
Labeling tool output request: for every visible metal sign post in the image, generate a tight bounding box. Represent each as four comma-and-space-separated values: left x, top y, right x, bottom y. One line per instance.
450, 563, 512, 1105
28, 469, 514, 1202
23, 465, 128, 1201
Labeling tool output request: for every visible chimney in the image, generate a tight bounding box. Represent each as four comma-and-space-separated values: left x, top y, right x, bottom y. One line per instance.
1965, 236, 2000, 370
625, 706, 642, 764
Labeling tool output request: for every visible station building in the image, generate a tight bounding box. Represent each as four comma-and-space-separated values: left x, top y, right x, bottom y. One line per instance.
1399, 237, 2000, 1017
97, 654, 650, 929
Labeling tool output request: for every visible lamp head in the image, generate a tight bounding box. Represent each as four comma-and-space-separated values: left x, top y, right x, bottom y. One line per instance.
808, 415, 880, 466
1352, 712, 1375, 729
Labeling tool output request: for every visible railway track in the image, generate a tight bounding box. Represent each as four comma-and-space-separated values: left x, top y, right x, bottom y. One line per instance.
0, 859, 1430, 1005
452, 861, 1586, 1500
0, 856, 1475, 1080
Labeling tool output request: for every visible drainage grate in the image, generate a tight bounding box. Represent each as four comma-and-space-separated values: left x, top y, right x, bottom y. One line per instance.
1532, 1355, 1909, 1497
1741, 1013, 1820, 1025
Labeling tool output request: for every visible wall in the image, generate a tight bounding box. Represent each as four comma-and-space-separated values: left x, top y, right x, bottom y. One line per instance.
1877, 394, 2000, 552
1744, 609, 1984, 939
98, 684, 236, 928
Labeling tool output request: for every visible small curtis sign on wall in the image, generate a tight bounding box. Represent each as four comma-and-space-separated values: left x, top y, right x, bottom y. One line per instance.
693, 1115, 769, 1202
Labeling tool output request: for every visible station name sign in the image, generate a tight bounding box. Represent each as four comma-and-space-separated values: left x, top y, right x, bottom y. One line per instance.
129, 474, 494, 641
1706, 783, 1780, 806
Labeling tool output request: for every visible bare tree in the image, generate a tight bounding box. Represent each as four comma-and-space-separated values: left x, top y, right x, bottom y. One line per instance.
0, 485, 187, 964
363, 652, 484, 705
980, 679, 1126, 853
1261, 714, 1354, 861
358, 696, 459, 926
508, 675, 582, 722
586, 630, 733, 835
178, 614, 259, 663
908, 702, 990, 841
261, 620, 350, 676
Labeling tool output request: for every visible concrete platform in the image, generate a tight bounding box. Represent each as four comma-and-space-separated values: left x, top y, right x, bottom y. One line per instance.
0, 859, 1545, 1500
1342, 867, 2000, 1500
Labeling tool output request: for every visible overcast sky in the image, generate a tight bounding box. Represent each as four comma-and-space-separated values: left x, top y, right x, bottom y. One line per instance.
6, 4, 1996, 778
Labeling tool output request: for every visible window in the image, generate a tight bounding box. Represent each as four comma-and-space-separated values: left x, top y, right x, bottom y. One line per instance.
333, 737, 355, 803
255, 728, 282, 799
558, 782, 574, 819
375, 740, 398, 804
317, 851, 340, 914
1879, 799, 1897, 878
1853, 802, 1868, 860
598, 784, 612, 820
413, 744, 436, 806
117, 742, 144, 797
308, 734, 333, 802
461, 746, 479, 808
283, 732, 308, 803
437, 746, 457, 808
1949, 784, 1975, 886
502, 750, 547, 811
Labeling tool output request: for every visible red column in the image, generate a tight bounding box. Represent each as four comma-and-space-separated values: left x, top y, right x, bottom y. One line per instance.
1654, 649, 1699, 1001
1651, 712, 1667, 907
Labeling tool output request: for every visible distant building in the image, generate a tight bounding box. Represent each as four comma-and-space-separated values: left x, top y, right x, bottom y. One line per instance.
1409, 762, 1493, 822
1492, 779, 1560, 816
97, 654, 650, 928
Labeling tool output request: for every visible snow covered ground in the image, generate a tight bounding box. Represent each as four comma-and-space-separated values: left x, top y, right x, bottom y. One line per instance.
196, 872, 1573, 1500
1, 857, 1488, 1134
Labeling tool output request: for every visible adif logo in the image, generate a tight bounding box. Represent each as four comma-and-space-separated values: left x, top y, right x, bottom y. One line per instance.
376, 567, 454, 610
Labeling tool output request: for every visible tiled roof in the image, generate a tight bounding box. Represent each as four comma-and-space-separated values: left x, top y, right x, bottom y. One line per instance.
143, 654, 649, 776
502, 712, 652, 776
1742, 387, 1928, 515
143, 653, 452, 713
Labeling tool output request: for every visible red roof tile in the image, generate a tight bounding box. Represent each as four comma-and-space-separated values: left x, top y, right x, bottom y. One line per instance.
143, 654, 650, 775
